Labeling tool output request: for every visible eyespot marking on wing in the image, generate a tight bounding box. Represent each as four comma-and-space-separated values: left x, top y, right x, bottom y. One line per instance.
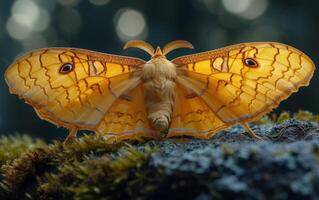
243, 58, 259, 68
59, 63, 74, 74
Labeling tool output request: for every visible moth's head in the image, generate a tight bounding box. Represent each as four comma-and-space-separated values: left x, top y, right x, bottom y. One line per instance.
123, 40, 194, 60
153, 47, 164, 58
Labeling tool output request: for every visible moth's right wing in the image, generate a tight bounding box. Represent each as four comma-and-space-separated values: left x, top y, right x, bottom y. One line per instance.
172, 42, 314, 125
168, 83, 228, 138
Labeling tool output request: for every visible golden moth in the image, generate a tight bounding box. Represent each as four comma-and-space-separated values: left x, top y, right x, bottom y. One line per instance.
5, 40, 315, 144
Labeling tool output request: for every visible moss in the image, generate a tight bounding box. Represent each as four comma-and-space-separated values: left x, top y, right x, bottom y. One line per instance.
39, 145, 155, 199
254, 110, 319, 125
0, 135, 45, 198
0, 135, 45, 166
293, 110, 319, 123
1, 111, 319, 199
1, 135, 157, 199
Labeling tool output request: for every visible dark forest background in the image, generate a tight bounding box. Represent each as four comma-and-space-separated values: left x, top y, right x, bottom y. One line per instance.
0, 0, 318, 141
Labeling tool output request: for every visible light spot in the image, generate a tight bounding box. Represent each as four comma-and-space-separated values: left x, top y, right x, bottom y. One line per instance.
114, 8, 148, 42
222, 0, 252, 14
89, 0, 111, 6
6, 16, 32, 40
222, 0, 268, 20
6, 0, 51, 40
11, 0, 40, 29
239, 0, 268, 20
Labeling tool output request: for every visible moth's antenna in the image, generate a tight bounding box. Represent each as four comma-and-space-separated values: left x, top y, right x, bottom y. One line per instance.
163, 40, 194, 56
123, 40, 155, 56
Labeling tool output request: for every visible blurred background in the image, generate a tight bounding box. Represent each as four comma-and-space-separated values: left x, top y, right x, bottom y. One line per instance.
0, 0, 318, 141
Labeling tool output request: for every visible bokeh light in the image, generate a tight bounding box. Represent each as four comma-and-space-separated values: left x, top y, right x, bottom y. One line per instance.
6, 16, 32, 40
222, 0, 252, 14
6, 0, 51, 41
222, 0, 268, 20
114, 8, 148, 42
11, 0, 40, 28
240, 0, 268, 19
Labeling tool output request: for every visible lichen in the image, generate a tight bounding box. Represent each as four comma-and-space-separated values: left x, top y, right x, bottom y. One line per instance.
1, 111, 319, 199
254, 110, 319, 125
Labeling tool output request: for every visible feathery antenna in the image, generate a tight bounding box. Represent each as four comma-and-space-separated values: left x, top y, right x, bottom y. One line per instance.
123, 40, 155, 56
163, 40, 194, 56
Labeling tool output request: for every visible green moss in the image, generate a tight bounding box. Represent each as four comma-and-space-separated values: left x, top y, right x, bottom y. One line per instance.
254, 110, 319, 125
0, 135, 45, 166
293, 110, 319, 123
252, 115, 273, 125
0, 135, 157, 199
0, 135, 45, 198
276, 111, 291, 124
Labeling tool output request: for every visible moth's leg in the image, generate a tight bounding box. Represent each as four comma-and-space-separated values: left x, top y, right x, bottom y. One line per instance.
241, 123, 263, 140
119, 94, 132, 101
182, 87, 198, 99
118, 77, 141, 101
64, 127, 78, 145
185, 92, 198, 99
178, 81, 202, 99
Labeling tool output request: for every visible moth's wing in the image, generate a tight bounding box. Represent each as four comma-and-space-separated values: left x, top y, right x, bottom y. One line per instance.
172, 42, 315, 128
5, 48, 145, 130
168, 83, 228, 138
97, 84, 158, 140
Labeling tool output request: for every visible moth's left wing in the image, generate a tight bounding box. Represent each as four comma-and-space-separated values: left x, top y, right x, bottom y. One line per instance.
97, 84, 159, 140
5, 48, 145, 131
172, 42, 315, 130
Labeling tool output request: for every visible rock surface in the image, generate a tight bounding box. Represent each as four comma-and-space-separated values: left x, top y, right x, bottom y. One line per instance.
148, 119, 319, 200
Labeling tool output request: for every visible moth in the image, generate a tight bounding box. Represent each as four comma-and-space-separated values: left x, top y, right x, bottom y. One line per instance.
5, 40, 315, 144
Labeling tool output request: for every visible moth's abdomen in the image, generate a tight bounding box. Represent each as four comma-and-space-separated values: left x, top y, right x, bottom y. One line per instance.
142, 58, 177, 132
144, 79, 175, 131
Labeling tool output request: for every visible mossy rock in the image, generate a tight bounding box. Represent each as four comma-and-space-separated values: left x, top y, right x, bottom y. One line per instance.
1, 111, 319, 200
